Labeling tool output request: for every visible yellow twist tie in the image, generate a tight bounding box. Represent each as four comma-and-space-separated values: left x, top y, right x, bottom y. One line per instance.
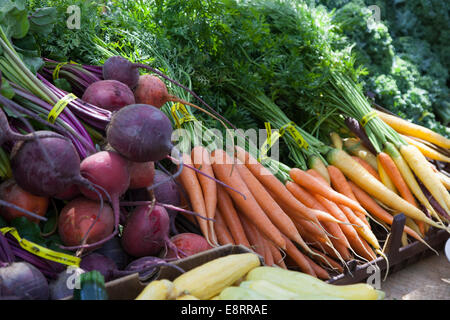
52, 61, 79, 81
281, 122, 309, 149
47, 93, 77, 124
171, 103, 196, 128
1, 227, 81, 267
360, 111, 378, 127
258, 122, 283, 162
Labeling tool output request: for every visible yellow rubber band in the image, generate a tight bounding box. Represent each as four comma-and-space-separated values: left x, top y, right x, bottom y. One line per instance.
281, 122, 309, 149
52, 61, 79, 81
171, 103, 196, 128
52, 62, 69, 81
47, 93, 77, 124
258, 122, 283, 162
1, 227, 80, 267
360, 111, 378, 127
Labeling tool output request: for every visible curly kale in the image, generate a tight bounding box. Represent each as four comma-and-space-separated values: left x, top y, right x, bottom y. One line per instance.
318, 0, 449, 135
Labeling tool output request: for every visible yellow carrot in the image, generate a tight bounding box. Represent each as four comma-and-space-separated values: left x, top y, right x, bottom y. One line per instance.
377, 111, 450, 149
343, 138, 378, 170
384, 142, 442, 222
399, 144, 450, 213
401, 135, 450, 163
330, 132, 343, 150
326, 148, 446, 230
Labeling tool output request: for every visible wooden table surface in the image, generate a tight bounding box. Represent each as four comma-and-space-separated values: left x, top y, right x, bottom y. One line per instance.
380, 250, 450, 300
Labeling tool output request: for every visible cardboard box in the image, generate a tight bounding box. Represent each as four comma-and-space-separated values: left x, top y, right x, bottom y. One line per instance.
65, 244, 259, 300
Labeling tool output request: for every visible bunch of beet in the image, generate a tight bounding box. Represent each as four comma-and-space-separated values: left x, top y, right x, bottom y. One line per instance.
0, 56, 216, 300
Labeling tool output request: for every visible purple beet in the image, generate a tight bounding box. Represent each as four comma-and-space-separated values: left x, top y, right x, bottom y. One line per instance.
82, 80, 135, 112
121, 205, 178, 258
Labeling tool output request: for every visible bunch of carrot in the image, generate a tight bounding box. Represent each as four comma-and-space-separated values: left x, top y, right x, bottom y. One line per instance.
174, 106, 449, 281
324, 113, 450, 250
177, 145, 374, 279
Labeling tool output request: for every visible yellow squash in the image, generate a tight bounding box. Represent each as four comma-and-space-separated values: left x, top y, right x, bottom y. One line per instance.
246, 267, 385, 300
135, 279, 176, 300
173, 253, 261, 300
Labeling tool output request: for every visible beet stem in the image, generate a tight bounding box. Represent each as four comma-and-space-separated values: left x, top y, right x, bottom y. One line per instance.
119, 201, 216, 222
0, 200, 47, 222
145, 148, 184, 193
133, 63, 237, 130
76, 184, 106, 257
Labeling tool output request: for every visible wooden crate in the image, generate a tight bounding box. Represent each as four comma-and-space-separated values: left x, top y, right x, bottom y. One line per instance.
327, 213, 449, 285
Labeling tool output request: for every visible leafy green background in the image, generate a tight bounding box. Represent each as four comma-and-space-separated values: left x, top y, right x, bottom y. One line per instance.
27, 0, 449, 138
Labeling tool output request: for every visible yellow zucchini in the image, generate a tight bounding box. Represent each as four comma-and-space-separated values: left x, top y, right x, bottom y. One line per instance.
240, 280, 344, 300
219, 286, 268, 300
135, 279, 176, 300
176, 294, 200, 300
246, 267, 385, 300
173, 253, 261, 300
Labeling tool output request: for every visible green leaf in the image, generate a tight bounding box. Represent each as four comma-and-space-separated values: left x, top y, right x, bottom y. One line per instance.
0, 78, 14, 99
21, 55, 43, 74
53, 78, 72, 92
12, 34, 44, 73
0, 0, 30, 39
41, 210, 57, 235
28, 7, 57, 38
10, 216, 43, 244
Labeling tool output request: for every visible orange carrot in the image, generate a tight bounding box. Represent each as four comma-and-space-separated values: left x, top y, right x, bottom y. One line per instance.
214, 208, 235, 245
304, 255, 331, 280
261, 237, 275, 266
266, 241, 287, 269
352, 156, 381, 181
349, 181, 426, 243
211, 149, 286, 249
293, 217, 352, 262
293, 219, 329, 246
240, 214, 266, 257
307, 169, 331, 186
377, 152, 417, 207
234, 146, 339, 224
191, 145, 218, 245
284, 181, 351, 249
310, 248, 344, 273
377, 152, 425, 235
283, 181, 344, 224
216, 185, 250, 247
327, 166, 357, 201
178, 152, 209, 244
327, 165, 369, 226
283, 235, 317, 277
301, 230, 351, 262
263, 187, 328, 259
358, 234, 377, 260
314, 194, 377, 261
235, 162, 303, 245
290, 168, 367, 215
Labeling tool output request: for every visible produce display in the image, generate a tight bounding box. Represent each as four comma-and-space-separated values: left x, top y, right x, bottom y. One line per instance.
135, 254, 385, 300
0, 0, 448, 301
